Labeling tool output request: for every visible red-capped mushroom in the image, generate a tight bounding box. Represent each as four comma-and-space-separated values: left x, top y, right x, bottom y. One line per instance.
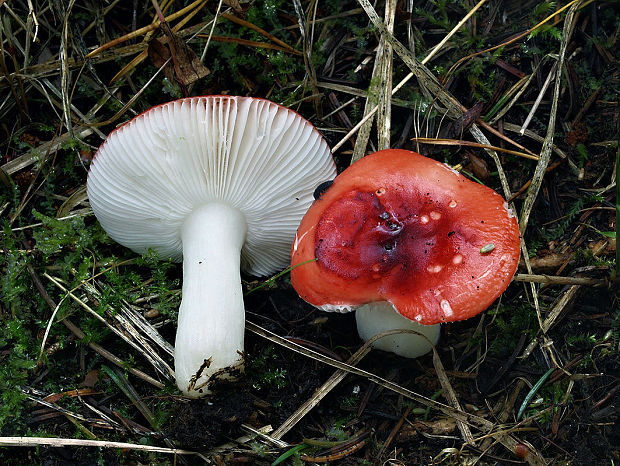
291, 149, 520, 356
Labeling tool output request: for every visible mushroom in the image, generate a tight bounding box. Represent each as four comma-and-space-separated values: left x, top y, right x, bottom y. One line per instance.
291, 149, 520, 357
87, 96, 336, 396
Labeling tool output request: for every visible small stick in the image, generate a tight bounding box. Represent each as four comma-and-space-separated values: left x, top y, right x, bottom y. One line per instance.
372, 406, 410, 465
513, 273, 607, 287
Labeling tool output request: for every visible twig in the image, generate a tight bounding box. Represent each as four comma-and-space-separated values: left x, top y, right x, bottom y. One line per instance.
513, 274, 607, 287
372, 407, 410, 465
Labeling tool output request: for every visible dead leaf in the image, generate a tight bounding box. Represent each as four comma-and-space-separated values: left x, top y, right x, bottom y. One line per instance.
79, 369, 100, 389
147, 20, 210, 88
520, 251, 574, 272
463, 150, 491, 183
397, 417, 458, 442
43, 388, 100, 404
222, 0, 243, 13
438, 101, 484, 140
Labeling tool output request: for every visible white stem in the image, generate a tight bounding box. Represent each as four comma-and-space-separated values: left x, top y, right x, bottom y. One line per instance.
355, 302, 440, 359
175, 202, 248, 397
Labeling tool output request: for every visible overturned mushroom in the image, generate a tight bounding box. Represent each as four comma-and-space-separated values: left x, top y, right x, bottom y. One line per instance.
88, 96, 336, 396
291, 149, 520, 356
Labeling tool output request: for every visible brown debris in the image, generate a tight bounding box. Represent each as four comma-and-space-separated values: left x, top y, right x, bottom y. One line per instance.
147, 21, 210, 90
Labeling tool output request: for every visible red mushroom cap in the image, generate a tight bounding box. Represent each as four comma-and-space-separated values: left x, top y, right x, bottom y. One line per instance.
291, 149, 521, 325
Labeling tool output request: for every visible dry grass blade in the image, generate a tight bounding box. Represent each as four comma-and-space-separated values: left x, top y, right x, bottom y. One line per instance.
272, 330, 386, 439
519, 1, 581, 233
0, 437, 197, 454
247, 320, 547, 465
468, 125, 513, 200
411, 138, 539, 161
376, 0, 396, 152
521, 285, 582, 360
63, 318, 166, 389
349, 52, 381, 159
446, 0, 593, 78
316, 81, 417, 109
118, 300, 175, 357
431, 349, 474, 444
519, 62, 557, 136
502, 122, 570, 160
220, 13, 300, 55
540, 285, 582, 334
350, 2, 393, 162
487, 58, 552, 126
25, 393, 112, 429
111, 0, 208, 84
84, 0, 208, 58
292, 0, 321, 115
27, 265, 165, 389
424, 0, 489, 64
195, 35, 301, 54
42, 274, 174, 380
57, 1, 74, 137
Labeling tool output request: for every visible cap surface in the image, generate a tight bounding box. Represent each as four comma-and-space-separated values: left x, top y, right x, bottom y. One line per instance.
291, 149, 521, 325
87, 96, 336, 276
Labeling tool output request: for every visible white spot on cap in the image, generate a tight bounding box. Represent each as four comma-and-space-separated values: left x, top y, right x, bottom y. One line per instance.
500, 253, 513, 268
452, 254, 463, 265
415, 315, 422, 322
440, 299, 453, 317
443, 163, 461, 175
449, 200, 457, 208
427, 264, 443, 273
430, 211, 441, 220
292, 230, 309, 253
420, 215, 430, 224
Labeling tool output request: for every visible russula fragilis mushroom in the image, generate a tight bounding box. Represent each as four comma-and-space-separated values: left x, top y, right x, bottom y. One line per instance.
291, 149, 520, 357
87, 96, 336, 396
